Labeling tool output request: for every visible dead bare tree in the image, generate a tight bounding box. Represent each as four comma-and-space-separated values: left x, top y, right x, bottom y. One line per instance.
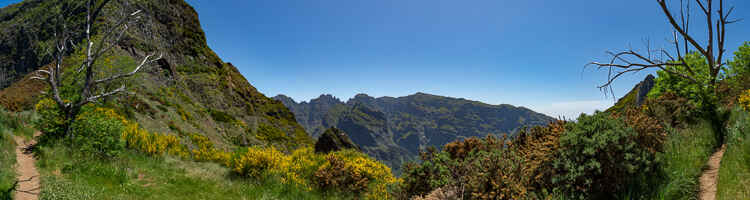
30, 0, 161, 136
589, 0, 741, 98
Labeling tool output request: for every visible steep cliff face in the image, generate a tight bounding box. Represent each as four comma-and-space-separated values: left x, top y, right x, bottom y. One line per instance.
0, 0, 311, 150
275, 92, 555, 173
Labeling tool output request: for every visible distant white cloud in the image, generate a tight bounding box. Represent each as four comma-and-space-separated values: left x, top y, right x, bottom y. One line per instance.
531, 100, 614, 120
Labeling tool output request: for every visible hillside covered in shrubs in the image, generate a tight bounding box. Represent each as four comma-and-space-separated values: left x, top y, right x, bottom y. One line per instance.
1, 0, 749, 199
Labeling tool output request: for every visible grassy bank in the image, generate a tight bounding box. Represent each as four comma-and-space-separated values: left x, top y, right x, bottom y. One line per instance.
651, 119, 719, 200
36, 142, 348, 200
717, 107, 750, 199
0, 109, 32, 199
0, 126, 15, 200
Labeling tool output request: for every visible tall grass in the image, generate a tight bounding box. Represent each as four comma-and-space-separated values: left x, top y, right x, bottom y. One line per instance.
0, 109, 18, 200
716, 107, 750, 199
651, 120, 719, 200
35, 141, 349, 200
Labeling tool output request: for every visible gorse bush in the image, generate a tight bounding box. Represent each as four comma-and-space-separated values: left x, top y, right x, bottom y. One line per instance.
314, 150, 397, 200
643, 92, 699, 128
70, 107, 127, 159
617, 107, 666, 153
466, 147, 529, 199
738, 89, 750, 111
553, 112, 661, 198
189, 134, 231, 163
508, 121, 566, 192
121, 122, 189, 158
34, 98, 67, 142
230, 146, 288, 178
399, 122, 566, 200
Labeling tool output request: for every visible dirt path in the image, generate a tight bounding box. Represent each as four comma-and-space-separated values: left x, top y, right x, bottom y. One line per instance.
699, 144, 727, 200
13, 134, 40, 200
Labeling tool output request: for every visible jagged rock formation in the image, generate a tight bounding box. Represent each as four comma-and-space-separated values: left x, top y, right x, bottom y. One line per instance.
0, 0, 311, 150
275, 92, 555, 173
607, 74, 657, 113
314, 127, 360, 153
636, 74, 656, 105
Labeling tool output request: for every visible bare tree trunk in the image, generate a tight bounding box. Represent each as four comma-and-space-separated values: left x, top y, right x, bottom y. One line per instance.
30, 0, 161, 138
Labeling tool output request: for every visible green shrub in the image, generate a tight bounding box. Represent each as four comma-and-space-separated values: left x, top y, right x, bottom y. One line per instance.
552, 112, 660, 198
314, 150, 397, 199
70, 107, 127, 159
34, 98, 68, 141
648, 52, 716, 109
255, 123, 289, 143
209, 109, 235, 123
643, 92, 699, 129
399, 149, 456, 198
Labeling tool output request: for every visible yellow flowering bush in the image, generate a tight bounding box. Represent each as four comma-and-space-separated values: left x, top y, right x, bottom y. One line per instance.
121, 122, 189, 158
229, 146, 288, 178
33, 98, 67, 138
226, 146, 326, 191
738, 89, 750, 111
70, 107, 127, 159
314, 150, 397, 199
189, 134, 231, 164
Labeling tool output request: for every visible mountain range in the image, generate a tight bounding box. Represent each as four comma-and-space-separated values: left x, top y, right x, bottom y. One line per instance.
274, 93, 555, 173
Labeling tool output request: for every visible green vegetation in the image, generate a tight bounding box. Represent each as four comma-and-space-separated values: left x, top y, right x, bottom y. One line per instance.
0, 110, 17, 200
554, 112, 660, 198
0, 108, 35, 199
30, 100, 396, 199
209, 109, 236, 123
652, 120, 719, 199
717, 105, 750, 199
36, 143, 347, 200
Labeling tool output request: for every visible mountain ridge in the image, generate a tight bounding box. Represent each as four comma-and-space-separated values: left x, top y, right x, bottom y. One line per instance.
274, 92, 555, 173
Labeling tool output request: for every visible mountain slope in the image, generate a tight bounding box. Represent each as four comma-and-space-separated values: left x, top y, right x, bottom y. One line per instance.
0, 0, 311, 150
275, 93, 555, 172
606, 74, 656, 113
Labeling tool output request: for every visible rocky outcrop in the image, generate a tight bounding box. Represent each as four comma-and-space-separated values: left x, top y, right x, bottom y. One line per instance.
635, 74, 655, 106
314, 127, 360, 153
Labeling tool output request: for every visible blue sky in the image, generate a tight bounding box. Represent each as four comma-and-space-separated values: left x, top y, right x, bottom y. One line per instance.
2, 0, 750, 119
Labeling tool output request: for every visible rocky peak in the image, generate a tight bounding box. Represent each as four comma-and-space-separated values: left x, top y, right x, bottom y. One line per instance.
310, 94, 342, 105
635, 74, 655, 105
314, 127, 360, 153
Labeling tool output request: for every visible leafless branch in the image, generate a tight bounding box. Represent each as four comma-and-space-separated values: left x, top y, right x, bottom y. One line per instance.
94, 53, 161, 85
84, 84, 126, 104
592, 0, 737, 98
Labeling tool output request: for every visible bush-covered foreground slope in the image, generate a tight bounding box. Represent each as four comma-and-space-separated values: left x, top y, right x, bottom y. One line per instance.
36, 144, 344, 200
26, 105, 396, 199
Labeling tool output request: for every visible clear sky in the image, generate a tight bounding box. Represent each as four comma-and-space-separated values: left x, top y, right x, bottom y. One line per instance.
2, 0, 749, 119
